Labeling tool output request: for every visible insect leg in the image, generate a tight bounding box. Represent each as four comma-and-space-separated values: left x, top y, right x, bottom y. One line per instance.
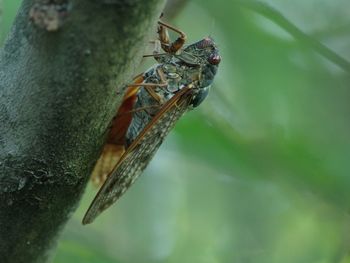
145, 66, 170, 103
129, 67, 169, 103
156, 67, 167, 83
147, 87, 163, 103
157, 22, 170, 47
127, 82, 164, 103
158, 20, 187, 53
145, 67, 168, 103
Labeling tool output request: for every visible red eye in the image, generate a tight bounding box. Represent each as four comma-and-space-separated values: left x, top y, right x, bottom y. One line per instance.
208, 53, 221, 65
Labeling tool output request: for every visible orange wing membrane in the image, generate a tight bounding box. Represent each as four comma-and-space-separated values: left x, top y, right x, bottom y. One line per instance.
90, 84, 140, 186
84, 20, 221, 224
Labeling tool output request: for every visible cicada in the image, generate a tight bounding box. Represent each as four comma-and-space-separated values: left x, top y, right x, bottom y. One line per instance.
83, 21, 221, 224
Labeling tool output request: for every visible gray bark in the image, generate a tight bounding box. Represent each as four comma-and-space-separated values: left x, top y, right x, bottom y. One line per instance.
0, 0, 165, 262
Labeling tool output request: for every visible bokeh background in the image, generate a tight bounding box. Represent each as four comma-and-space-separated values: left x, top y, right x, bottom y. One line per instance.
3, 0, 350, 262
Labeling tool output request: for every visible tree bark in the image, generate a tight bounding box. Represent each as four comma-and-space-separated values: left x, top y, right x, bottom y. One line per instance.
0, 0, 165, 262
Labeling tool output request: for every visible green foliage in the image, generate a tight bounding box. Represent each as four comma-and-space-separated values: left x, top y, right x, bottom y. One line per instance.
3, 0, 350, 262
55, 241, 118, 263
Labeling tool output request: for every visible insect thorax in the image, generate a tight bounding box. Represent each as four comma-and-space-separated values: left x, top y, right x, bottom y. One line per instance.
125, 61, 205, 146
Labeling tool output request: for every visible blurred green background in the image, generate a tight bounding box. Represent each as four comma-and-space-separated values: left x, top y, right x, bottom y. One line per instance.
3, 0, 350, 262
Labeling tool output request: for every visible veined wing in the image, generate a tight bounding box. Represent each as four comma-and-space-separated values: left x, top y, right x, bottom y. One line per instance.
83, 86, 194, 224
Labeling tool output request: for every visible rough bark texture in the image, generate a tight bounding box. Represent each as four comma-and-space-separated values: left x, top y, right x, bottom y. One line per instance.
0, 0, 165, 262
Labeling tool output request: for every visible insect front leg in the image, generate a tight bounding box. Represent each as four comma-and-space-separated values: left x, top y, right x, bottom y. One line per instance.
157, 22, 170, 48
158, 20, 187, 53
144, 21, 187, 60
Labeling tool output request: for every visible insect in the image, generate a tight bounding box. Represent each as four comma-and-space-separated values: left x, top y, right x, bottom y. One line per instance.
82, 20, 221, 224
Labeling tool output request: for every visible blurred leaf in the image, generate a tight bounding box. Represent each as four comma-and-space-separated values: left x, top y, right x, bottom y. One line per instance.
1, 0, 21, 43
55, 240, 119, 263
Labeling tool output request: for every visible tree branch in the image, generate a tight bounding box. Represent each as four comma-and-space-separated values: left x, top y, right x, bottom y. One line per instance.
0, 0, 165, 262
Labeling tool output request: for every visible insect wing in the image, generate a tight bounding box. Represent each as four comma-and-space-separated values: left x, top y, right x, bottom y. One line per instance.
90, 75, 144, 186
83, 86, 193, 224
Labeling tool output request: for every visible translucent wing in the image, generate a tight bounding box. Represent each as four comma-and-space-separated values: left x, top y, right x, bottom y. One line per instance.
83, 86, 194, 224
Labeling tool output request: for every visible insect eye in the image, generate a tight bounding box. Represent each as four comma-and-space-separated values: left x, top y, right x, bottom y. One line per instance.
208, 53, 221, 65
